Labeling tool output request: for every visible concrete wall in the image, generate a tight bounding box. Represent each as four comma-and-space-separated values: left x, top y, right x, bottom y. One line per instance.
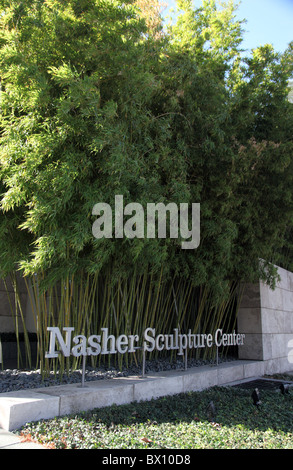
237, 265, 293, 374
0, 276, 28, 334
0, 359, 268, 431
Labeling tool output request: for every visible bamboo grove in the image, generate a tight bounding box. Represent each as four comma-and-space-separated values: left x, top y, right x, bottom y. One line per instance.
0, 0, 292, 375
5, 270, 242, 375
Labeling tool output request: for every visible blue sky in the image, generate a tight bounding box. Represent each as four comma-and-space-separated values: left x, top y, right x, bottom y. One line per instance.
162, 0, 293, 54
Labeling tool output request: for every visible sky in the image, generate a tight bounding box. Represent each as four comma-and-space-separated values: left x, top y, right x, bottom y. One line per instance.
162, 0, 293, 55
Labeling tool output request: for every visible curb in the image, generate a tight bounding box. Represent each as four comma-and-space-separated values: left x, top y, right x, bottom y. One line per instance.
0, 359, 264, 433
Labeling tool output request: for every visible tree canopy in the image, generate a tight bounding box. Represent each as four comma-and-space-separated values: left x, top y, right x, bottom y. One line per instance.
0, 0, 292, 296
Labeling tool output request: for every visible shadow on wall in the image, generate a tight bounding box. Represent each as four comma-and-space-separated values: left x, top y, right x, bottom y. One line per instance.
0, 333, 38, 369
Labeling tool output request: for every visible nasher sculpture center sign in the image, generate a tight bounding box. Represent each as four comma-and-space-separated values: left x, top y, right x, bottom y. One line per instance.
45, 327, 245, 359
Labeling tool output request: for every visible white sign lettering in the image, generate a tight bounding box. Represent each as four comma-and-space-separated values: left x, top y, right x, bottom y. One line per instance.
45, 327, 245, 359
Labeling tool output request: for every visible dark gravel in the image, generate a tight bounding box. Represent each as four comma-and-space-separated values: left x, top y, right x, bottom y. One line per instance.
0, 356, 237, 393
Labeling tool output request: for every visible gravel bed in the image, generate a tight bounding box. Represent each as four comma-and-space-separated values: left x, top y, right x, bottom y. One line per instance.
0, 356, 237, 393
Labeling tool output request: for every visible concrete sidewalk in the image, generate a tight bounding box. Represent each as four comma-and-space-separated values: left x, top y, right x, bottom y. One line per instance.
0, 427, 46, 449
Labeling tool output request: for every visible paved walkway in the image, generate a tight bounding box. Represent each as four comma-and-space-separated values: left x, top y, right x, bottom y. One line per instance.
0, 427, 46, 449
